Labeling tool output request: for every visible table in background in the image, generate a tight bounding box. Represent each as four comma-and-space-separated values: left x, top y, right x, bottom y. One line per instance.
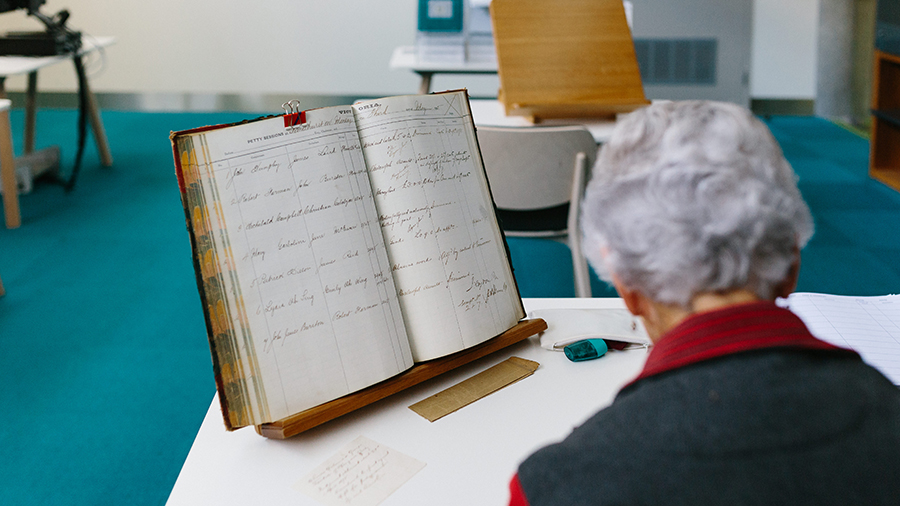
165, 297, 647, 505
0, 36, 114, 228
469, 99, 617, 144
389, 45, 498, 95
390, 44, 625, 144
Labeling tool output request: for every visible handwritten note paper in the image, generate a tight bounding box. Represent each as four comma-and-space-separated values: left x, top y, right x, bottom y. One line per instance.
295, 436, 426, 506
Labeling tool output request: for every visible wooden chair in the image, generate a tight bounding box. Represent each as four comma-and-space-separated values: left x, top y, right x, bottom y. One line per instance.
0, 270, 5, 297
477, 125, 597, 297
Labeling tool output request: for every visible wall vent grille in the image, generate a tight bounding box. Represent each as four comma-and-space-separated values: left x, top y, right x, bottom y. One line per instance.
633, 38, 717, 85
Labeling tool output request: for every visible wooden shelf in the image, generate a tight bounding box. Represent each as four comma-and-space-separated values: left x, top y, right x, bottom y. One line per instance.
255, 317, 548, 439
869, 50, 900, 192
872, 108, 900, 129
871, 168, 900, 191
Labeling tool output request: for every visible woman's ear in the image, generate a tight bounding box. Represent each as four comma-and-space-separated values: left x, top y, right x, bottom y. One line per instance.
611, 273, 644, 318
611, 274, 667, 342
773, 245, 801, 300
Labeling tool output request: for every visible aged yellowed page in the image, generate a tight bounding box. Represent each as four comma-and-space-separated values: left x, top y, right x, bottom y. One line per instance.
353, 91, 525, 361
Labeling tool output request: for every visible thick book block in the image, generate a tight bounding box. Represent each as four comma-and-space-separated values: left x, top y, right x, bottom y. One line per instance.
490, 0, 649, 120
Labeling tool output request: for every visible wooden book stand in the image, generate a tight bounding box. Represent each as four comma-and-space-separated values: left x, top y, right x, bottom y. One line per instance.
490, 0, 650, 121
256, 317, 548, 439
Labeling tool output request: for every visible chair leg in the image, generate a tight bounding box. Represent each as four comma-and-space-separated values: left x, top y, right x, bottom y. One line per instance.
569, 152, 591, 297
0, 271, 5, 297
1, 104, 21, 229
572, 246, 592, 298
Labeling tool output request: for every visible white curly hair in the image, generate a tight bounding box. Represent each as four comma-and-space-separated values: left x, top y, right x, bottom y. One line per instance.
582, 100, 814, 308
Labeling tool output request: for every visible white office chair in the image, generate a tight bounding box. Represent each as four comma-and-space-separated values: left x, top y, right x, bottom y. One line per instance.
477, 125, 597, 297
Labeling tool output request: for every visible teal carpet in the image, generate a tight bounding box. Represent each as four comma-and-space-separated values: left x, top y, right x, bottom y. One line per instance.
1, 109, 899, 505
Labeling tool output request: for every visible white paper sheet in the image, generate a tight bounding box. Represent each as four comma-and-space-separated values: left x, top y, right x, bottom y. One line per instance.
782, 293, 900, 384
294, 436, 426, 506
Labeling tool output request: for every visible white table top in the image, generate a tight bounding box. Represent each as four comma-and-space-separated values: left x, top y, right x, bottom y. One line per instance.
0, 35, 115, 77
389, 45, 498, 73
469, 99, 618, 144
166, 297, 648, 506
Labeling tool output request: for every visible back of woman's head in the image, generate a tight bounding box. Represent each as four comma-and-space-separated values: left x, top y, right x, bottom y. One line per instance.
582, 101, 813, 308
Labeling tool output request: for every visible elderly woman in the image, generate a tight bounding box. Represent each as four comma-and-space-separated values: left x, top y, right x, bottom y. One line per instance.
508, 101, 900, 506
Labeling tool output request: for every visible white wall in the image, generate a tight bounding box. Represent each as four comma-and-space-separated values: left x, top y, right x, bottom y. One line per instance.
0, 0, 452, 97
750, 0, 820, 99
0, 0, 819, 103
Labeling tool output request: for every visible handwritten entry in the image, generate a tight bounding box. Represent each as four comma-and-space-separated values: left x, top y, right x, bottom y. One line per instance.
199, 107, 414, 422
294, 436, 425, 506
353, 92, 525, 361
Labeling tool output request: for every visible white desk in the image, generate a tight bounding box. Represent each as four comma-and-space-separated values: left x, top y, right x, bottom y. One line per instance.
470, 99, 617, 144
389, 46, 498, 95
0, 36, 114, 228
390, 47, 621, 144
166, 298, 647, 506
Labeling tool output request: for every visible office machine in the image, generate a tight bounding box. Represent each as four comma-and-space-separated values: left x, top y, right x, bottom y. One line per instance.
0, 0, 81, 57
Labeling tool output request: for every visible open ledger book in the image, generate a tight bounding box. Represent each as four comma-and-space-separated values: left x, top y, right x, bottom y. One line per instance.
172, 90, 526, 430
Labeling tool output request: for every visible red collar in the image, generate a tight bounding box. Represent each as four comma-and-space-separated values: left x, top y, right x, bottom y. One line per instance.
631, 301, 854, 384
